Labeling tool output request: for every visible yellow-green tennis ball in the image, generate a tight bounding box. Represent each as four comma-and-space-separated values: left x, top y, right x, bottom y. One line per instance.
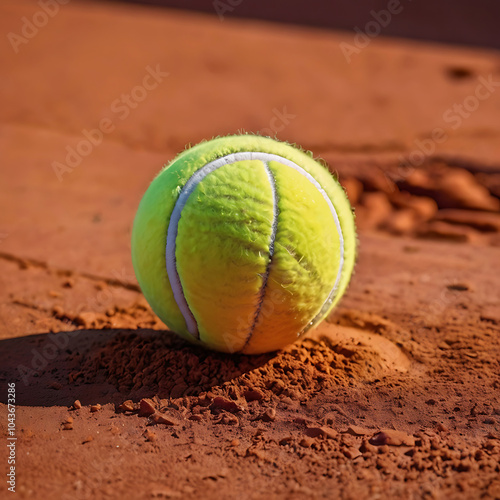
131, 135, 356, 354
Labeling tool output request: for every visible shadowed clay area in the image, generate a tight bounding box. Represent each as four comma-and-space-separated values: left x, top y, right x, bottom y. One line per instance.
0, 324, 409, 407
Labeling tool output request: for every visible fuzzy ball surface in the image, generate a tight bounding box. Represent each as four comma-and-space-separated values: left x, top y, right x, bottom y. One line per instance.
131, 135, 356, 354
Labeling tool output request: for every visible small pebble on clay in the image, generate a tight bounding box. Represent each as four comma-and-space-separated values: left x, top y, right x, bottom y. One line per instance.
261, 408, 276, 422
370, 429, 415, 447
62, 417, 73, 431
210, 396, 242, 414
118, 400, 136, 412
62, 278, 74, 288
300, 437, 313, 448
139, 398, 156, 417
149, 413, 178, 426
144, 430, 156, 442
437, 423, 449, 432
243, 389, 264, 402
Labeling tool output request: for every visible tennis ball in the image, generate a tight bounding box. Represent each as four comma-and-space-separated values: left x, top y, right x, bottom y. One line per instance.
131, 135, 356, 354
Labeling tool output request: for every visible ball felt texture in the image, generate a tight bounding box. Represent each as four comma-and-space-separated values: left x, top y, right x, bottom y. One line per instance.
131, 135, 356, 354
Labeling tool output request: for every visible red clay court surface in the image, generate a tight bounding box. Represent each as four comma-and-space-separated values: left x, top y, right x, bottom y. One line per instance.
1, 1, 499, 498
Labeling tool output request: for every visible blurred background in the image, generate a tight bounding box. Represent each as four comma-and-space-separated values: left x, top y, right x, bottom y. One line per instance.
119, 0, 500, 49
1, 0, 499, 284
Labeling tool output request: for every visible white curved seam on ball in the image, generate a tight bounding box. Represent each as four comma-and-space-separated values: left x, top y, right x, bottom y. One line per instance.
166, 155, 234, 338
248, 153, 345, 305
244, 154, 345, 334
166, 151, 344, 342
239, 160, 279, 352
